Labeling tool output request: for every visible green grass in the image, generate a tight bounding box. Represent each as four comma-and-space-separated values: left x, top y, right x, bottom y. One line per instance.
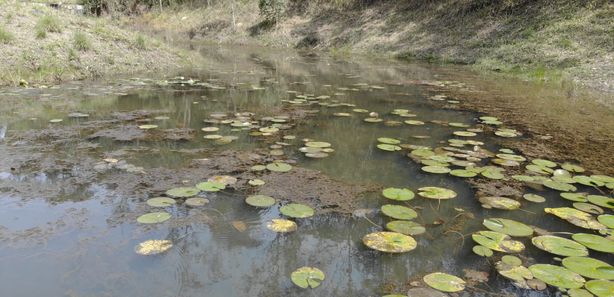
73, 32, 91, 51
0, 26, 14, 44
35, 14, 62, 39
134, 34, 146, 50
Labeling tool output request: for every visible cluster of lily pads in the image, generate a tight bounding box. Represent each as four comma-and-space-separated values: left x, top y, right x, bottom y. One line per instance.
299, 140, 334, 158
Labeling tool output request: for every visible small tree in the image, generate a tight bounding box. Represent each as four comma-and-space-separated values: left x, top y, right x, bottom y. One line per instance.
258, 0, 286, 24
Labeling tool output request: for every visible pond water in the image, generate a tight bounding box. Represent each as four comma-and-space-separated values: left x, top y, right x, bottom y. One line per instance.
0, 45, 612, 297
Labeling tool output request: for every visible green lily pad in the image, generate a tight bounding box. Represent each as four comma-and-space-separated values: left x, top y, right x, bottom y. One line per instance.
523, 194, 546, 203
410, 149, 435, 158
404, 120, 425, 125
450, 169, 478, 177
568, 288, 595, 297
386, 220, 425, 235
196, 181, 226, 192
245, 195, 276, 208
597, 214, 614, 228
587, 195, 614, 209
378, 144, 402, 151
378, 137, 401, 145
305, 141, 331, 148
561, 192, 588, 202
473, 245, 493, 257
418, 187, 457, 199
574, 176, 604, 187
545, 207, 606, 230
483, 218, 533, 237
573, 202, 604, 215
472, 231, 525, 253
481, 168, 505, 180
497, 154, 526, 162
138, 124, 158, 129
362, 231, 417, 253
280, 203, 314, 218
364, 117, 383, 123
165, 187, 200, 198
137, 212, 171, 224
532, 235, 589, 257
185, 197, 209, 207
526, 164, 553, 175
502, 255, 523, 267
266, 162, 292, 172
479, 196, 521, 210
572, 233, 614, 253
422, 166, 451, 174
533, 159, 557, 168
562, 257, 614, 280
585, 279, 614, 297
266, 219, 297, 233
146, 197, 176, 207
423, 272, 466, 292
454, 131, 476, 137
251, 165, 266, 171
528, 264, 585, 289
382, 188, 415, 201
544, 180, 577, 192
248, 179, 265, 186
562, 163, 585, 173
591, 175, 614, 183
381, 204, 418, 220
291, 267, 325, 289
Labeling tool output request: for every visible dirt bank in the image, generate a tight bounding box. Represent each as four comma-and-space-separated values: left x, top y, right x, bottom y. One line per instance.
0, 0, 202, 87
131, 0, 613, 94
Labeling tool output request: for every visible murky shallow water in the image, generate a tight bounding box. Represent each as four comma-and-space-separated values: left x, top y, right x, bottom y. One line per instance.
0, 46, 612, 297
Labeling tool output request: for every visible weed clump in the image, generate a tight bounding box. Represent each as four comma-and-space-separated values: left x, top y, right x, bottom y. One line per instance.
35, 14, 62, 39
0, 26, 14, 44
73, 32, 91, 51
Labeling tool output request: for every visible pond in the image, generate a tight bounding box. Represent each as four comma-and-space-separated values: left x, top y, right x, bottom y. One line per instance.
0, 45, 612, 297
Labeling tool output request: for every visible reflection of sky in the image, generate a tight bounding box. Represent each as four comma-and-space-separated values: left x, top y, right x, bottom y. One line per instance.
0, 45, 605, 297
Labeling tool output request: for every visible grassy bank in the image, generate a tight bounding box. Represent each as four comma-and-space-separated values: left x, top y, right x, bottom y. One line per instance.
0, 0, 202, 87
132, 0, 613, 92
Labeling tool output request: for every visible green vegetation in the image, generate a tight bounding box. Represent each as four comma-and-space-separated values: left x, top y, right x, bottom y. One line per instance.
134, 34, 146, 49
258, 0, 286, 23
73, 32, 91, 51
0, 25, 14, 44
35, 14, 62, 39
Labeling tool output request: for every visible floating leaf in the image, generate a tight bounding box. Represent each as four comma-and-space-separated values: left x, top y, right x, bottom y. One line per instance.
597, 214, 614, 228
561, 192, 588, 202
418, 187, 457, 199
266, 219, 297, 233
532, 235, 589, 257
450, 169, 477, 177
266, 162, 292, 172
481, 168, 505, 179
422, 166, 451, 174
545, 207, 605, 230
291, 267, 325, 289
472, 231, 525, 253
562, 257, 614, 280
196, 181, 225, 192
137, 212, 171, 224
382, 188, 415, 201
378, 144, 402, 151
473, 245, 493, 257
497, 154, 526, 162
377, 137, 401, 145
185, 197, 208, 207
305, 141, 331, 148
280, 203, 314, 218
571, 233, 614, 254
138, 124, 158, 130
381, 204, 418, 220
245, 195, 276, 208
573, 202, 604, 215
248, 179, 265, 186
562, 163, 585, 173
496, 262, 532, 283
568, 289, 594, 297
587, 195, 614, 209
532, 159, 557, 168
523, 194, 546, 203
165, 187, 200, 198
146, 197, 176, 207
585, 279, 614, 297
479, 196, 521, 210
386, 220, 425, 235
423, 272, 466, 292
208, 175, 237, 185
135, 240, 172, 255
529, 264, 585, 289
544, 180, 577, 192
483, 218, 533, 237
362, 231, 417, 253
502, 255, 523, 267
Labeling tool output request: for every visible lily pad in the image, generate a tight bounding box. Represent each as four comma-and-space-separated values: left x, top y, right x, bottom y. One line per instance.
378, 137, 401, 144
196, 181, 226, 192
422, 166, 451, 174
138, 124, 158, 130
529, 264, 585, 289
587, 195, 614, 209
562, 257, 614, 280
562, 163, 585, 173
382, 188, 415, 201
532, 235, 589, 257
479, 196, 521, 210
137, 212, 171, 224
305, 141, 331, 148
573, 202, 604, 215
185, 197, 209, 207
280, 203, 314, 218
266, 162, 292, 172
418, 187, 457, 199
545, 207, 606, 230
135, 239, 173, 255
568, 288, 595, 297
248, 179, 265, 186
146, 197, 176, 207
472, 231, 525, 253
532, 159, 557, 168
381, 204, 418, 220
386, 220, 425, 235
597, 214, 614, 228
450, 169, 477, 177
245, 195, 276, 208
378, 144, 402, 151
544, 180, 577, 192
585, 279, 614, 297
481, 168, 505, 180
291, 267, 325, 289
362, 231, 417, 253
423, 272, 466, 292
483, 218, 533, 237
497, 154, 526, 162
266, 219, 297, 233
571, 233, 614, 253
165, 187, 200, 198
561, 192, 588, 202
473, 245, 493, 257
523, 194, 546, 203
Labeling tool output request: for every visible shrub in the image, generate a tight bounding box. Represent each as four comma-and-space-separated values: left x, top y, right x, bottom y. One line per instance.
259, 0, 287, 24
35, 14, 62, 39
73, 32, 91, 51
